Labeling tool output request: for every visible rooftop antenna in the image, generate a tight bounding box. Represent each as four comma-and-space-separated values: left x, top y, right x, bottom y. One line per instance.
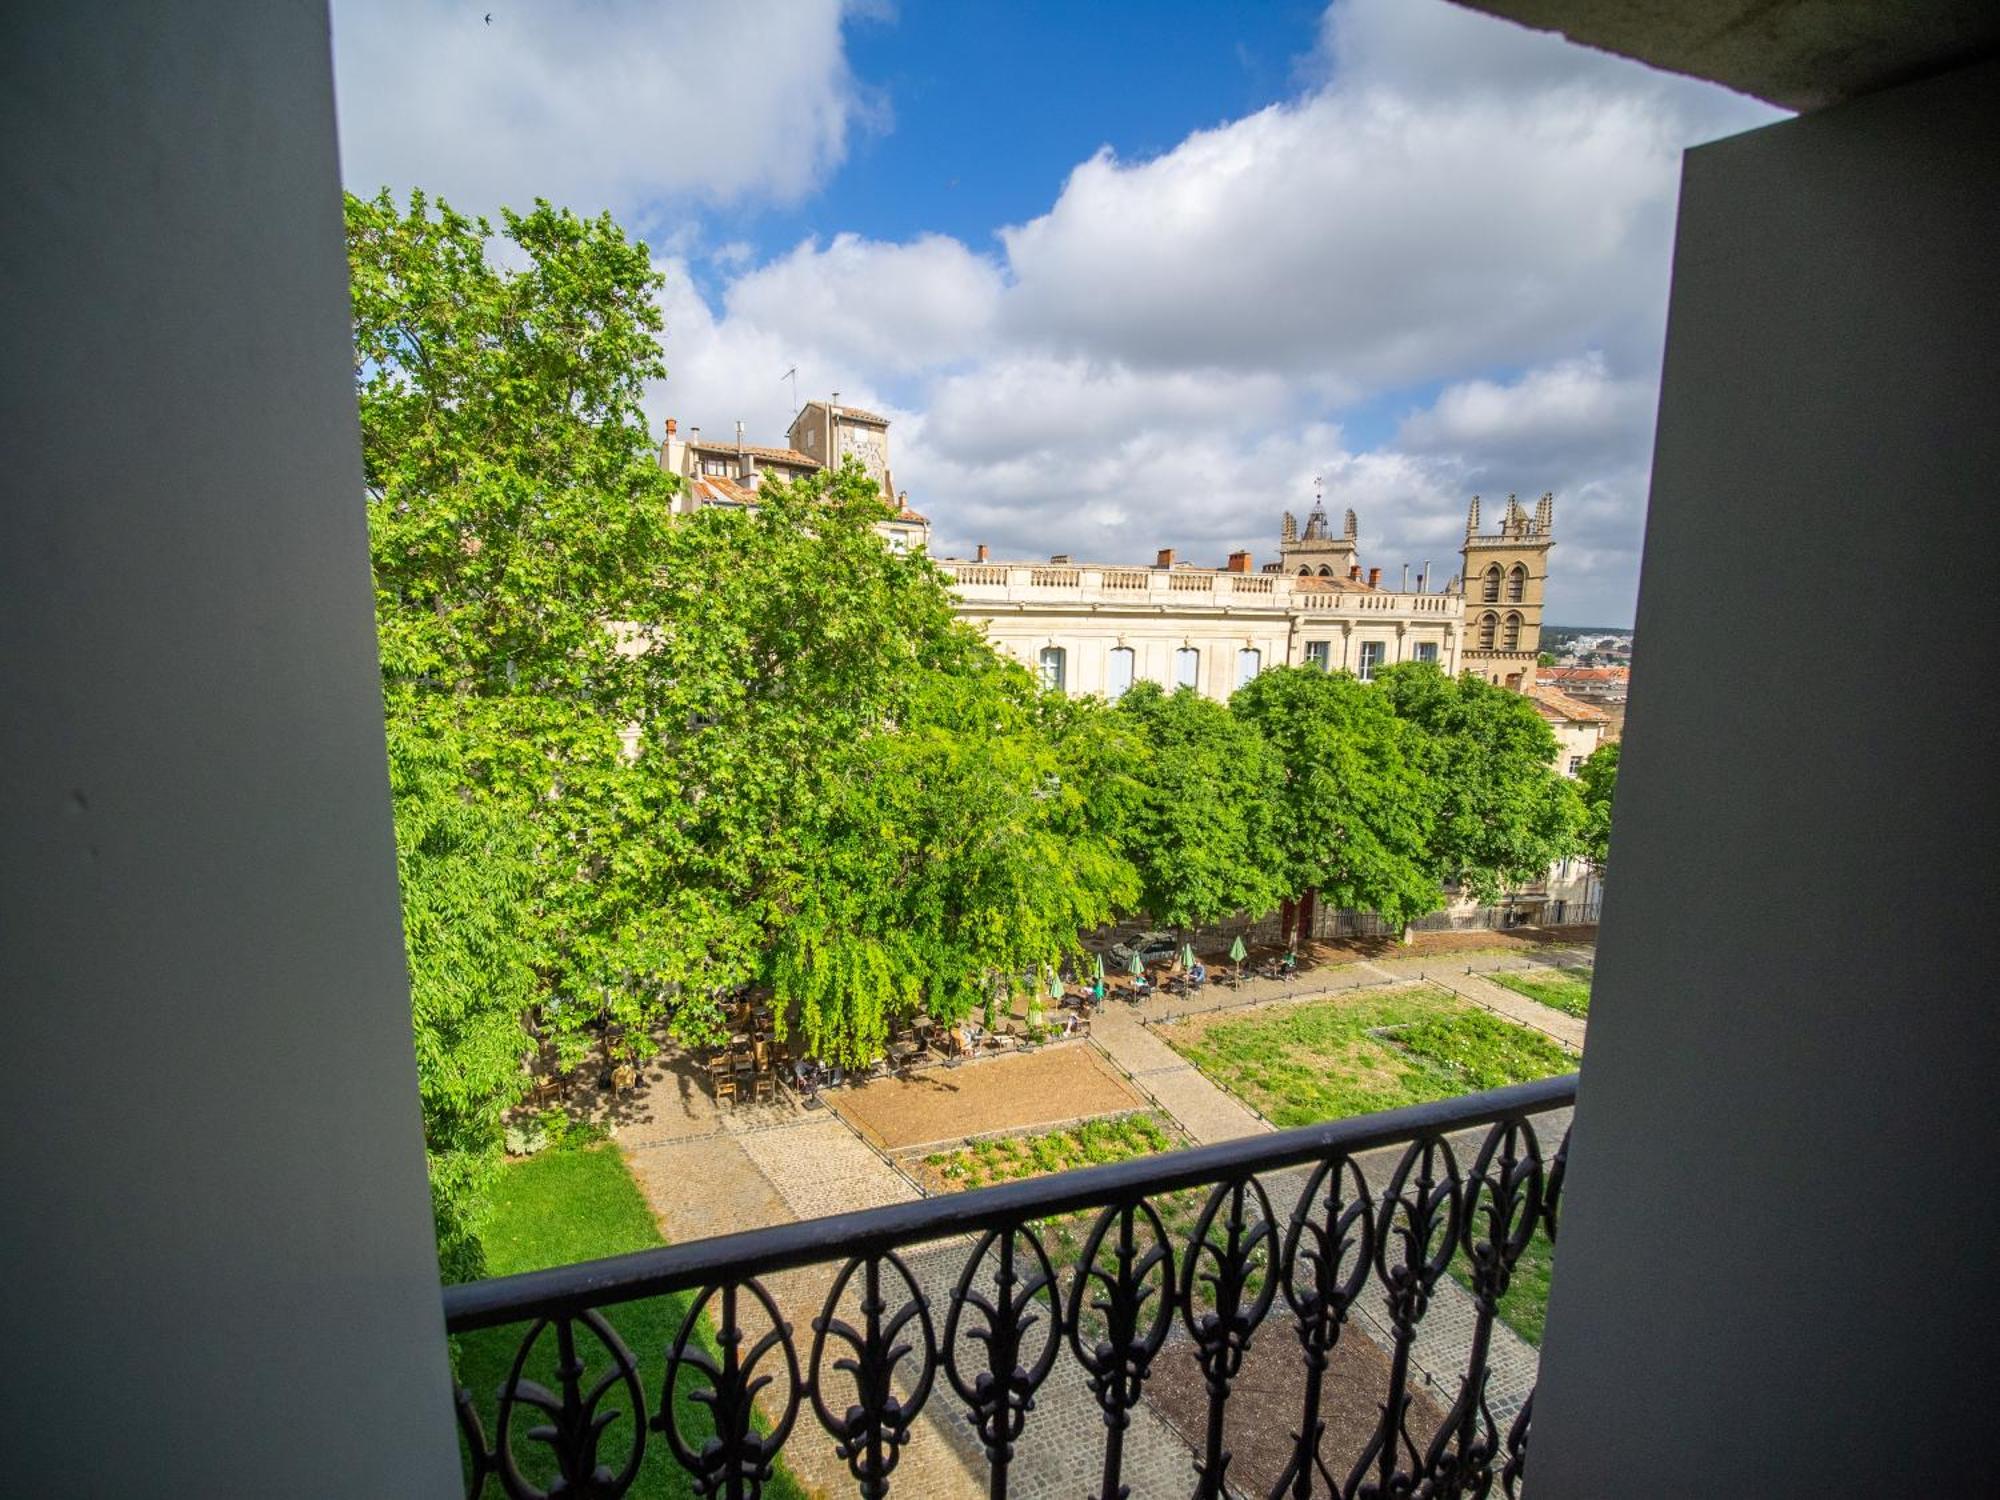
780, 366, 798, 416
1313, 474, 1324, 506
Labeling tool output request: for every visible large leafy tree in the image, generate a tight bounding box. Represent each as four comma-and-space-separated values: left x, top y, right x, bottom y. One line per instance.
1231, 666, 1441, 939
1110, 682, 1282, 933
630, 465, 1138, 1065
1575, 739, 1621, 871
1372, 663, 1582, 901
387, 702, 536, 1282
349, 188, 680, 1269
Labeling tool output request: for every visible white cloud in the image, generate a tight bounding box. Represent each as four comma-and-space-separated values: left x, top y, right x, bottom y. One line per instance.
337, 0, 1789, 625
722, 234, 1004, 373
330, 0, 873, 223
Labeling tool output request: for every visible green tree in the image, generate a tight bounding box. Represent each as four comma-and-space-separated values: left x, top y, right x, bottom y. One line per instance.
1110, 682, 1282, 932
1372, 663, 1583, 902
1576, 739, 1621, 871
387, 700, 535, 1281
1231, 666, 1440, 939
633, 464, 1137, 1064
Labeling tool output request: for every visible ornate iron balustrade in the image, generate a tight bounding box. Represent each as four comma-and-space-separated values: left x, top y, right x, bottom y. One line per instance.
447, 1074, 1576, 1500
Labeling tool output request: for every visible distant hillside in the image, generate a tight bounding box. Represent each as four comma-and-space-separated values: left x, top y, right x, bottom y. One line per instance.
1546, 624, 1633, 637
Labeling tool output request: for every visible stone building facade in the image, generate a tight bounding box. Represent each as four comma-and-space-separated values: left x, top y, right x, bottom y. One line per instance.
658, 402, 931, 552
948, 493, 1557, 703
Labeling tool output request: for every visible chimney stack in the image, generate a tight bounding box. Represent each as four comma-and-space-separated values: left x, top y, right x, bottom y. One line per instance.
1401, 564, 1410, 591
735, 420, 745, 453
1349, 565, 1362, 581
1368, 567, 1382, 587
1226, 550, 1252, 573
665, 417, 677, 436
690, 426, 701, 445
976, 543, 990, 563
1156, 547, 1177, 569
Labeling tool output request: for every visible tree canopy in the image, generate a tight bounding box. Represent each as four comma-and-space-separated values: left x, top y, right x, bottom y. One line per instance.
1110, 681, 1281, 932
1576, 739, 1621, 871
1231, 667, 1442, 930
1372, 663, 1582, 902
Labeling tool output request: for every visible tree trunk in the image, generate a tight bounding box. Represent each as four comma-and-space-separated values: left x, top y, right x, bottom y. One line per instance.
1298, 887, 1319, 947
1279, 896, 1297, 949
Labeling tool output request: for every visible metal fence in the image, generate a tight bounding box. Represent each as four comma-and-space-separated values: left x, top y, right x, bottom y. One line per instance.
446, 1074, 1577, 1499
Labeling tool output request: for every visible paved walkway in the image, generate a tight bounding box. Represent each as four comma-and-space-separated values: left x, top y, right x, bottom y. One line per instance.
608, 952, 1588, 1496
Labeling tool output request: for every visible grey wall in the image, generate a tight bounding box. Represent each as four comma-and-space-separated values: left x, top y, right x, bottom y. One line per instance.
1, 3, 459, 1492
1534, 58, 2000, 1496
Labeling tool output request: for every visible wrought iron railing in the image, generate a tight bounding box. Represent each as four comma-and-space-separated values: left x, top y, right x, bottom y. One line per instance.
447, 1073, 1577, 1500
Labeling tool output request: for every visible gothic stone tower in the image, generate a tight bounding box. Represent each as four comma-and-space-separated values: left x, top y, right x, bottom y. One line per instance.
1460, 492, 1553, 690
1278, 500, 1360, 577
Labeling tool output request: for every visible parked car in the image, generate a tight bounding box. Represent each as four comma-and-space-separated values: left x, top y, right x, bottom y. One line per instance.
1108, 931, 1180, 968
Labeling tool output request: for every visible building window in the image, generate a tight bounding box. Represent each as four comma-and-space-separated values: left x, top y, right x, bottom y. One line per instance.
1483, 565, 1503, 602
1414, 642, 1439, 664
1568, 755, 1585, 775
700, 456, 732, 476
1507, 563, 1527, 602
1503, 612, 1522, 650
1358, 640, 1385, 680
1479, 613, 1498, 649
1107, 646, 1135, 700
1038, 646, 1066, 692
1304, 640, 1331, 671
1236, 648, 1261, 688
1175, 647, 1200, 689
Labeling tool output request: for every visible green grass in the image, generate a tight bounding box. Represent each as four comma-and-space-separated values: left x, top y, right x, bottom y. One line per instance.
920, 1112, 1176, 1190
1449, 1224, 1556, 1347
1164, 986, 1574, 1129
1488, 965, 1594, 1018
1164, 987, 1572, 1347
454, 1143, 807, 1500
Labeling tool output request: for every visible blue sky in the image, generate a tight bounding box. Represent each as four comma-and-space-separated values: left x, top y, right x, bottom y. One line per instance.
332, 0, 1783, 626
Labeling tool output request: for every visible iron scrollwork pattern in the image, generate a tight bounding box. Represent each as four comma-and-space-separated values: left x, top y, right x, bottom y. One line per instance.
943, 1222, 1062, 1499
808, 1250, 939, 1499
444, 1076, 1577, 1500
1067, 1196, 1177, 1500
1177, 1173, 1281, 1499
658, 1277, 801, 1499
456, 1309, 646, 1500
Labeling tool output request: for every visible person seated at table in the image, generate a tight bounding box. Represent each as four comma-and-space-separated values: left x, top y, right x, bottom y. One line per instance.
1280, 948, 1297, 975
1189, 960, 1207, 987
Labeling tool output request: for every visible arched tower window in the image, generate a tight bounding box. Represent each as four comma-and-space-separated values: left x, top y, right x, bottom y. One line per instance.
1479, 612, 1498, 649
1318, 566, 1334, 577
1298, 566, 1312, 576
1482, 564, 1502, 602
1506, 564, 1526, 603
1502, 612, 1522, 651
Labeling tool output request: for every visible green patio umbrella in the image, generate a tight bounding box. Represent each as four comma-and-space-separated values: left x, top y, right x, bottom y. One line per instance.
1228, 935, 1248, 964
1127, 951, 1145, 977
1091, 952, 1106, 980
1181, 944, 1197, 970
1050, 970, 1065, 1001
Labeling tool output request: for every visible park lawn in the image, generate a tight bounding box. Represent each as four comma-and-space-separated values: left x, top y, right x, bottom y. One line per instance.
1165, 987, 1571, 1348
1163, 985, 1574, 1129
1488, 965, 1594, 1018
454, 1142, 807, 1500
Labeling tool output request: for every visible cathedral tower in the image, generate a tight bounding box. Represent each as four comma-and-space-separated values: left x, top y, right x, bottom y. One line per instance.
1460, 492, 1553, 690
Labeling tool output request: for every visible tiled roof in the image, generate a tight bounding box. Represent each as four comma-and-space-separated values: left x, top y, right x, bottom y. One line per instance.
1542, 665, 1630, 682
687, 440, 821, 467
1526, 683, 1612, 723
888, 505, 929, 525
690, 474, 758, 507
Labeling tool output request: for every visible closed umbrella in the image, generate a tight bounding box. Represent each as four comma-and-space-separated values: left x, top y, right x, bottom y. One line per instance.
1181, 944, 1197, 971
1091, 952, 1106, 981
1050, 971, 1066, 1002
1228, 936, 1248, 964
1127, 951, 1145, 978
